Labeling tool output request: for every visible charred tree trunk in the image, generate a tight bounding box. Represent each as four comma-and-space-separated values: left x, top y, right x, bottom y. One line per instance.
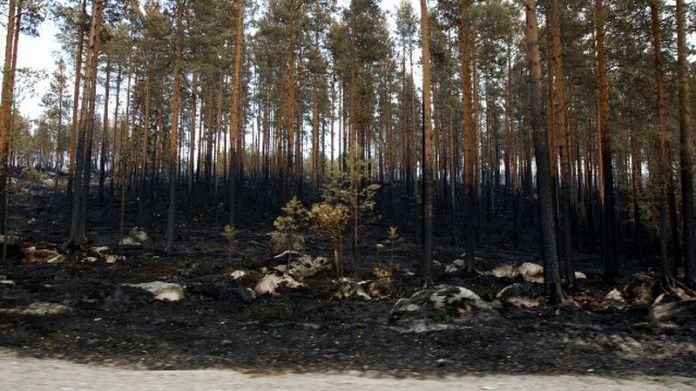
525, 0, 565, 301
595, 0, 618, 280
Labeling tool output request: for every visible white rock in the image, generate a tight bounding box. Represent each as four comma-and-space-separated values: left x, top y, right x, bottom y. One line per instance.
119, 237, 141, 246
390, 285, 498, 333
518, 262, 544, 284
129, 227, 149, 243
92, 246, 110, 256
125, 281, 185, 302
285, 256, 330, 281
255, 274, 304, 296
574, 271, 587, 280
105, 255, 121, 264
606, 288, 625, 302
496, 283, 541, 308
491, 264, 519, 279
83, 257, 98, 263
429, 286, 492, 310
230, 270, 247, 280
0, 279, 15, 286
334, 278, 373, 301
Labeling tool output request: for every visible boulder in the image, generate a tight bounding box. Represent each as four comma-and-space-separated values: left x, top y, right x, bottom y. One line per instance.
255, 273, 303, 296
621, 273, 656, 306
518, 262, 544, 284
334, 278, 391, 301
491, 264, 519, 279
129, 227, 149, 243
649, 295, 696, 329
574, 271, 588, 280
496, 283, 542, 308
230, 270, 247, 280
389, 285, 498, 333
284, 256, 330, 281
268, 232, 305, 255
119, 237, 141, 246
119, 227, 149, 246
255, 255, 330, 296
334, 278, 372, 300
124, 281, 185, 302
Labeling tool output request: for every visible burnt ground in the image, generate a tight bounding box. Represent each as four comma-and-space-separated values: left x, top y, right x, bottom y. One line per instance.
0, 177, 695, 378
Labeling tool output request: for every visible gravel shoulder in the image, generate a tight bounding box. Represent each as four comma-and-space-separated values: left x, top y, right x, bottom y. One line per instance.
2, 349, 695, 391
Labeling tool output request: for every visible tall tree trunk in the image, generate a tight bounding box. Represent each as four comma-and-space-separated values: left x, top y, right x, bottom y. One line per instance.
0, 0, 18, 239
312, 28, 320, 197
506, 40, 519, 246
98, 61, 110, 205
676, 0, 695, 287
551, 0, 575, 287
525, 0, 565, 301
189, 73, 197, 199
350, 8, 359, 264
460, 0, 475, 274
595, 0, 618, 280
67, 0, 104, 246
165, 0, 184, 252
228, 0, 245, 225
650, 1, 673, 283
67, 0, 87, 200
286, 0, 297, 195
110, 66, 122, 196
420, 0, 433, 285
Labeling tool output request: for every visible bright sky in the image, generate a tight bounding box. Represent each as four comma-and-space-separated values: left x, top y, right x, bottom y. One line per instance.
0, 0, 420, 122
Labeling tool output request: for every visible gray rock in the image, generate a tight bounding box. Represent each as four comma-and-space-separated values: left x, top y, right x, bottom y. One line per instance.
334, 278, 372, 301
496, 283, 542, 308
119, 227, 149, 246
518, 262, 544, 284
649, 295, 696, 329
124, 281, 185, 302
390, 285, 498, 333
256, 256, 330, 296
255, 273, 303, 296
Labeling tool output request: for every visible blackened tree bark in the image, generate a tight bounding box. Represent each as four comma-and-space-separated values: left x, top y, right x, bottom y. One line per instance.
524, 0, 565, 301
595, 0, 618, 280
460, 0, 475, 274
420, 0, 433, 285
165, 0, 184, 252
676, 0, 695, 287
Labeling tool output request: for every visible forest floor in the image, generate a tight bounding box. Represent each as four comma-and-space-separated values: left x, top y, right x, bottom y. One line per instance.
0, 175, 695, 381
